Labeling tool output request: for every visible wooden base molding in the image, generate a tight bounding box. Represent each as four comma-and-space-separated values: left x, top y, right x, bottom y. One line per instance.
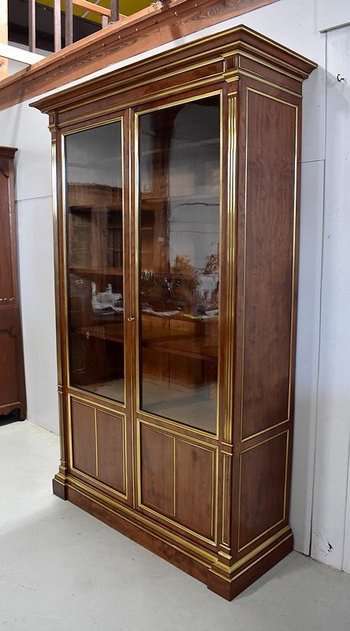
54, 475, 293, 600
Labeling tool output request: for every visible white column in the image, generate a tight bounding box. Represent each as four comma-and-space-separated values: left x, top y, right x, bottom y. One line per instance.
311, 24, 350, 571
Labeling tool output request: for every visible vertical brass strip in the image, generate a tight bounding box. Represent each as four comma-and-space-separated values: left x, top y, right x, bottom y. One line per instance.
173, 437, 177, 517
136, 418, 142, 507
283, 429, 290, 519
94, 408, 99, 478
221, 452, 232, 546
60, 134, 70, 390
120, 116, 127, 408
224, 94, 238, 443
239, 87, 249, 443
287, 106, 299, 422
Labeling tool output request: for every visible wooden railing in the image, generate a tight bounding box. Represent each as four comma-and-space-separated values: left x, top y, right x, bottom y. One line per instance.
27, 0, 121, 52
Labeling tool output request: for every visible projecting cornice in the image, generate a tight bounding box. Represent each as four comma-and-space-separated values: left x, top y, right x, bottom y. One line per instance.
0, 0, 278, 111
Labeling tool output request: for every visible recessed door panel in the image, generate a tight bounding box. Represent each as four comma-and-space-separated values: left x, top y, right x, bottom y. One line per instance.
71, 398, 96, 477
96, 409, 126, 493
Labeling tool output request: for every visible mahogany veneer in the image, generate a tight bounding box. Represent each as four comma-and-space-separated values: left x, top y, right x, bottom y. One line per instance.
0, 147, 26, 420
34, 26, 316, 600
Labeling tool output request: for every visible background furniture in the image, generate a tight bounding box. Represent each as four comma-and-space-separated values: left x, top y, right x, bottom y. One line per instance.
34, 26, 316, 600
0, 147, 26, 420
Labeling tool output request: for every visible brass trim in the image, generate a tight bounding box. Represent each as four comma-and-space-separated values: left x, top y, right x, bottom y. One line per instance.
173, 438, 177, 517
68, 390, 126, 416
222, 47, 304, 83
288, 105, 299, 428
231, 532, 293, 583
134, 89, 222, 439
213, 526, 292, 574
223, 94, 237, 444
94, 408, 99, 478
241, 417, 290, 443
137, 416, 218, 449
239, 88, 299, 443
221, 452, 232, 547
67, 386, 126, 412
237, 430, 290, 552
226, 69, 301, 98
136, 418, 218, 546
70, 466, 128, 502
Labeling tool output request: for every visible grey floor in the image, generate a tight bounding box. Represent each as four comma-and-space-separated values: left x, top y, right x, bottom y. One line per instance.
1, 421, 350, 631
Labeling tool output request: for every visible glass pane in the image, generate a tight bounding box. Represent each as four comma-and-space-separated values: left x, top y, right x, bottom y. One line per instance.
65, 122, 124, 403
138, 96, 220, 433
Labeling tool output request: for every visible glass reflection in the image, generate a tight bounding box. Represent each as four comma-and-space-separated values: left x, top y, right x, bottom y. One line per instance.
138, 96, 220, 433
65, 122, 124, 403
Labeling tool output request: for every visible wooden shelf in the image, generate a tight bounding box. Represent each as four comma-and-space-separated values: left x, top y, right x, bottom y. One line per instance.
143, 335, 217, 361
77, 323, 124, 343
69, 267, 123, 276
140, 193, 220, 209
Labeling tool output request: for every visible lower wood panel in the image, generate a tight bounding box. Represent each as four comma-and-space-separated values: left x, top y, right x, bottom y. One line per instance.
96, 409, 125, 494
0, 316, 19, 407
71, 398, 96, 477
71, 397, 127, 495
238, 431, 288, 551
176, 439, 214, 539
139, 421, 216, 540
140, 425, 175, 517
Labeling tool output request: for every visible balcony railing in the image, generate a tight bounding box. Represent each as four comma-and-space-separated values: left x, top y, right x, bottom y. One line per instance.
29, 0, 121, 52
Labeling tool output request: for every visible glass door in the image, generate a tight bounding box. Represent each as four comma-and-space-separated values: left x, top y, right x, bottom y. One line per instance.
65, 121, 125, 404
137, 94, 221, 434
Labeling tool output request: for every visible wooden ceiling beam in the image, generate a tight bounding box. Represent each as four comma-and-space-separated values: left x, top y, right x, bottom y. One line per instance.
0, 0, 278, 111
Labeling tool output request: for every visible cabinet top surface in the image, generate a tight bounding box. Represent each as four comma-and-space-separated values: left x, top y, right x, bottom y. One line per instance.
32, 24, 317, 116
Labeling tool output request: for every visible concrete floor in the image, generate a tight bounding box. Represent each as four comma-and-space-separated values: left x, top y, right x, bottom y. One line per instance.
1, 421, 350, 631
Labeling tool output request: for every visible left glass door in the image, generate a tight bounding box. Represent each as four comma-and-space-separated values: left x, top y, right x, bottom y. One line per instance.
64, 121, 125, 403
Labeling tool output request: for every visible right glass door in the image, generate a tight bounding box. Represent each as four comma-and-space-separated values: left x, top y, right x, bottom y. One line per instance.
137, 94, 221, 434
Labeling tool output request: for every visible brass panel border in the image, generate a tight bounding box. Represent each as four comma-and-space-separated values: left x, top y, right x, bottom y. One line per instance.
136, 418, 219, 547
237, 429, 290, 552
134, 89, 224, 441
240, 87, 299, 443
213, 525, 292, 577
223, 94, 238, 443
67, 385, 126, 413
221, 451, 233, 547
226, 69, 301, 98
67, 392, 128, 501
61, 115, 127, 409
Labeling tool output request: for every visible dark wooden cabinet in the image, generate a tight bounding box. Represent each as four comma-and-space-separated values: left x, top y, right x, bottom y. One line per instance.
34, 26, 316, 599
0, 147, 26, 420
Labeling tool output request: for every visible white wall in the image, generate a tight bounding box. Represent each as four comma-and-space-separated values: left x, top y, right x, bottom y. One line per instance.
1, 0, 350, 571
317, 0, 350, 31
311, 24, 350, 572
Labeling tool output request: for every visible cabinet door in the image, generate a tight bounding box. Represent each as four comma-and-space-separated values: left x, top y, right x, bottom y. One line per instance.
136, 95, 221, 434
64, 120, 126, 404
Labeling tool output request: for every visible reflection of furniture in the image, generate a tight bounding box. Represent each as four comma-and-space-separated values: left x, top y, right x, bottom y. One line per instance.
35, 26, 316, 600
67, 183, 124, 386
0, 147, 26, 420
141, 312, 217, 386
